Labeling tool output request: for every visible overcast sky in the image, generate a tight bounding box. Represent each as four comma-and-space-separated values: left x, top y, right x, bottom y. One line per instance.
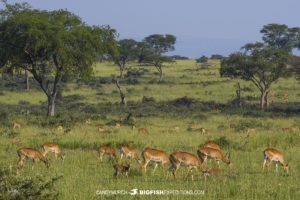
3, 0, 300, 58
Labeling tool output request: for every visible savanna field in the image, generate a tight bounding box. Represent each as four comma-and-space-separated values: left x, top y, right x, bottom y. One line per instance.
1, 60, 300, 200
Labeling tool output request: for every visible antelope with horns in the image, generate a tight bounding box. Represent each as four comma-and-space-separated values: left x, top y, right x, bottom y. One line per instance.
16, 148, 49, 175
263, 148, 288, 174
169, 151, 203, 181
141, 147, 169, 174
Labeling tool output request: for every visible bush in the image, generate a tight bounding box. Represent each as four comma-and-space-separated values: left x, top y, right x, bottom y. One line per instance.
0, 168, 61, 200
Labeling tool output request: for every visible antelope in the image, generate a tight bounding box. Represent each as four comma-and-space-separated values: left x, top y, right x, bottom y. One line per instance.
42, 143, 64, 160
120, 144, 141, 164
173, 125, 180, 131
187, 124, 197, 131
56, 125, 63, 131
113, 164, 130, 178
169, 151, 203, 180
197, 147, 231, 169
97, 146, 118, 161
203, 141, 221, 151
141, 147, 169, 174
282, 127, 297, 133
16, 148, 49, 175
98, 127, 107, 133
263, 148, 288, 174
202, 168, 223, 181
115, 123, 121, 128
85, 118, 92, 125
199, 128, 206, 135
247, 128, 256, 134
138, 128, 149, 135
13, 122, 21, 129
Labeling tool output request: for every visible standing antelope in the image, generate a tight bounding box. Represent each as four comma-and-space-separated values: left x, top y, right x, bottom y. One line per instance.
263, 148, 288, 174
199, 128, 206, 135
169, 151, 203, 180
97, 146, 118, 161
141, 147, 169, 173
120, 144, 141, 163
202, 141, 221, 150
16, 148, 49, 175
113, 164, 130, 178
42, 143, 64, 160
197, 147, 231, 168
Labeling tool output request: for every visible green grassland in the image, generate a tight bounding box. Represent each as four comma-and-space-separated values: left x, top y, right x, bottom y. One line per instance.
0, 60, 300, 200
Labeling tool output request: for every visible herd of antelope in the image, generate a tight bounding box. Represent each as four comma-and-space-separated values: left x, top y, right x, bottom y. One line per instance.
16, 140, 289, 179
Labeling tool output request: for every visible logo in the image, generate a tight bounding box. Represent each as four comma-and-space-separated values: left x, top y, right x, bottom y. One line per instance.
129, 188, 138, 195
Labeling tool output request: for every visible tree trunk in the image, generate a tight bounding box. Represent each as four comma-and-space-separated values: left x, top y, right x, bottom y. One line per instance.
25, 70, 30, 91
235, 82, 241, 107
47, 95, 56, 117
260, 90, 269, 110
120, 67, 124, 79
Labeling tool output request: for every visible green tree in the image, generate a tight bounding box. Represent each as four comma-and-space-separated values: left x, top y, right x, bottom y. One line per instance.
196, 56, 208, 63
114, 39, 138, 78
260, 23, 300, 52
220, 43, 289, 110
141, 34, 176, 81
0, 3, 117, 116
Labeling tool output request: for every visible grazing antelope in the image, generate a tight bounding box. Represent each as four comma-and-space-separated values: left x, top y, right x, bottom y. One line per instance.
203, 141, 221, 151
97, 146, 118, 161
169, 151, 203, 180
13, 122, 21, 129
98, 127, 107, 133
16, 148, 49, 175
199, 128, 206, 135
263, 148, 288, 174
113, 164, 130, 178
138, 128, 149, 135
173, 125, 180, 131
42, 143, 64, 160
197, 147, 231, 168
85, 118, 92, 125
120, 144, 141, 163
141, 147, 169, 173
247, 128, 256, 134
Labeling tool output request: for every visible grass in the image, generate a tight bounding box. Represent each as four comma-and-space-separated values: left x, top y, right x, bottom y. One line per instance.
0, 60, 300, 199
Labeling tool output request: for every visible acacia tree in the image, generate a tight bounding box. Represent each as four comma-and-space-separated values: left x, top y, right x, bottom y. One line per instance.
0, 3, 117, 116
142, 34, 176, 81
220, 43, 289, 110
114, 39, 138, 78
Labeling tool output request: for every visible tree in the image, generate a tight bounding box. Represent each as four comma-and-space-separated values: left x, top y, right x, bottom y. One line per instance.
210, 54, 224, 60
0, 3, 117, 116
113, 39, 138, 78
196, 56, 208, 63
220, 43, 289, 110
141, 34, 176, 81
260, 23, 300, 52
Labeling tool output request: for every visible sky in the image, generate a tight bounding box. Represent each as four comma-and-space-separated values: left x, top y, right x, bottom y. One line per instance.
3, 0, 300, 58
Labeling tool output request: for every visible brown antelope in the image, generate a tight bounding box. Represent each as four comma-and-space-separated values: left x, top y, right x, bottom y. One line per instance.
199, 128, 206, 135
13, 122, 21, 129
141, 147, 169, 173
187, 124, 197, 131
202, 168, 223, 181
263, 148, 288, 174
56, 125, 63, 131
203, 141, 221, 151
138, 128, 149, 135
85, 118, 92, 125
120, 144, 141, 163
98, 127, 107, 133
173, 125, 180, 131
42, 143, 64, 160
197, 147, 231, 168
169, 152, 203, 180
247, 128, 257, 134
113, 164, 130, 178
16, 148, 49, 175
282, 127, 297, 133
97, 146, 118, 161
115, 123, 121, 128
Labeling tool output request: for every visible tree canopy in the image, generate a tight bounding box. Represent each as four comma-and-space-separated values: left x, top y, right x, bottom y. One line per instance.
0, 2, 117, 116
